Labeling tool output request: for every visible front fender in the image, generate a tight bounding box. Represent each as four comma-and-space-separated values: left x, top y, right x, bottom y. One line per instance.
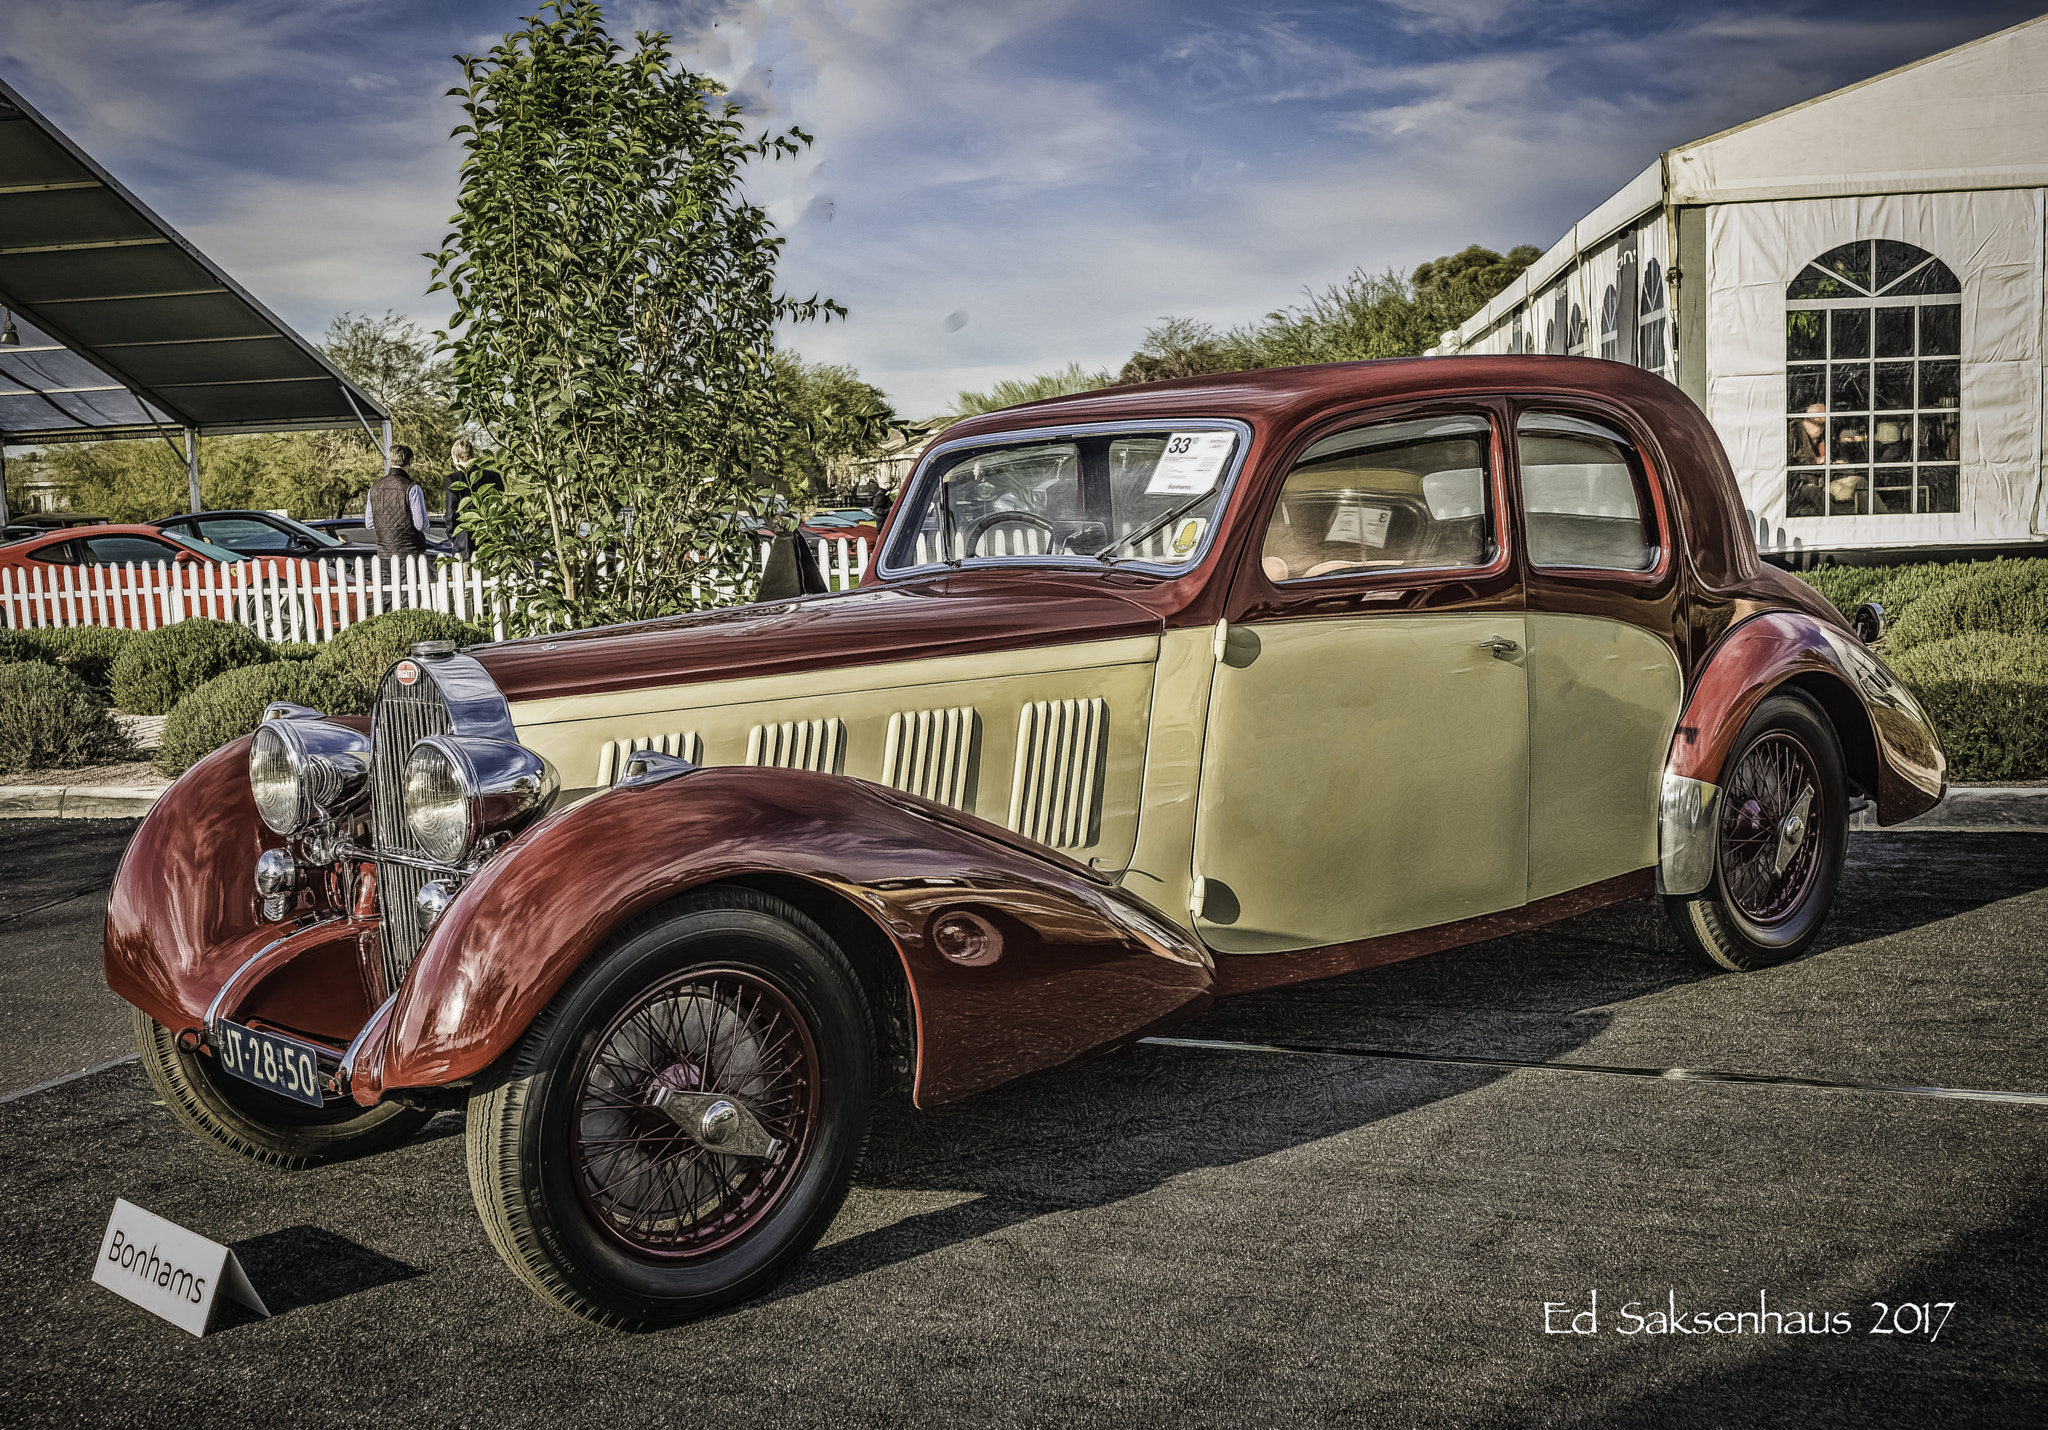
361, 768, 1213, 1108
1661, 612, 1943, 886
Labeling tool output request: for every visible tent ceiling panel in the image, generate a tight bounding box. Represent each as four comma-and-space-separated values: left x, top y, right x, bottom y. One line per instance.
0, 77, 387, 446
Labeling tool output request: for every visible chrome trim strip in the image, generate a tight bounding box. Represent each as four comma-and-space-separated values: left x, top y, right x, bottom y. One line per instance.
335, 990, 402, 1099
202, 918, 345, 1037
1657, 773, 1721, 896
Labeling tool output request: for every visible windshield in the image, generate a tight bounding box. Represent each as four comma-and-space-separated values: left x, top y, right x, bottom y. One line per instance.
159, 530, 250, 562
885, 424, 1242, 572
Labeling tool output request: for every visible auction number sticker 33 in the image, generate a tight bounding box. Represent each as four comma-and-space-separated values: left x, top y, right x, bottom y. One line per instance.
214, 1020, 327, 1106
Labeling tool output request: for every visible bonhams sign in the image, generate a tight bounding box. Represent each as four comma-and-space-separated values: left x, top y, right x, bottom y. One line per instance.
90, 1199, 269, 1336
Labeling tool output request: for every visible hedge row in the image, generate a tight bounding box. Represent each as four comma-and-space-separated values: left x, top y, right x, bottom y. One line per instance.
1796, 557, 2048, 782
0, 625, 138, 697
1889, 634, 2048, 784
0, 662, 135, 775
151, 609, 485, 776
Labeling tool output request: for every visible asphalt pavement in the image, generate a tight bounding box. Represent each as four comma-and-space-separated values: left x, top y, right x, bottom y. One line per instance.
2, 818, 2044, 1428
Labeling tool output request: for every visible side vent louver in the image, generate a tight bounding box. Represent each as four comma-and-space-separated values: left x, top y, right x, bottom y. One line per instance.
597, 732, 701, 787
746, 718, 844, 773
1008, 698, 1106, 849
883, 707, 979, 810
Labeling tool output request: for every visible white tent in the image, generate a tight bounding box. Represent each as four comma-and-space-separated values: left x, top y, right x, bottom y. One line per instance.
1434, 15, 2048, 561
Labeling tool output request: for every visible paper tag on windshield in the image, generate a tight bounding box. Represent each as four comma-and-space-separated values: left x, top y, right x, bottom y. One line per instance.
1146, 432, 1234, 495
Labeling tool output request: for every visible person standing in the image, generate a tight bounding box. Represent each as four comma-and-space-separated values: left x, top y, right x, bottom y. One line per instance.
443, 438, 503, 561
365, 445, 429, 561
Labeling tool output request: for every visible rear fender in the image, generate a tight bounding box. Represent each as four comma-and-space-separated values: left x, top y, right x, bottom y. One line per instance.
359, 767, 1213, 1108
1658, 611, 1944, 893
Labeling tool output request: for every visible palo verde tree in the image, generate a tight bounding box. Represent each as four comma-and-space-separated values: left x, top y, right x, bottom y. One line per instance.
430, 1, 839, 628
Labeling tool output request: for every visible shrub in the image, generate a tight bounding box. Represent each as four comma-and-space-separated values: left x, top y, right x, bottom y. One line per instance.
110, 618, 272, 715
0, 661, 136, 774
318, 610, 486, 695
272, 642, 323, 662
0, 630, 34, 666
1795, 557, 2048, 644
1886, 559, 2048, 654
0, 625, 139, 698
1891, 633, 2048, 783
154, 662, 372, 777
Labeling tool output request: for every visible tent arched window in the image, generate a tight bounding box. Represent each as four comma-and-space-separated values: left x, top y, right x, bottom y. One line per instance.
1785, 240, 1960, 518
1567, 303, 1586, 357
1598, 285, 1619, 360
1637, 259, 1669, 377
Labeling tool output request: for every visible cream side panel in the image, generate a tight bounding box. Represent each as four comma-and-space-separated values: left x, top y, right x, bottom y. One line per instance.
511, 636, 1159, 868
1123, 624, 1220, 933
1524, 614, 1684, 901
508, 635, 1160, 726
1194, 614, 1531, 953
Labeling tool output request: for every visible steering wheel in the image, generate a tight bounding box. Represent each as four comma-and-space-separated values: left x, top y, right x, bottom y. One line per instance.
963, 510, 1056, 557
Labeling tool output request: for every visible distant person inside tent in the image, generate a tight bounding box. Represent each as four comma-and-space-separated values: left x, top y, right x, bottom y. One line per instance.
444, 438, 503, 560
1785, 404, 1827, 517
365, 445, 428, 561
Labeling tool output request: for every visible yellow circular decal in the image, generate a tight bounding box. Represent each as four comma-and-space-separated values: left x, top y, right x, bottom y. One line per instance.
1172, 518, 1206, 555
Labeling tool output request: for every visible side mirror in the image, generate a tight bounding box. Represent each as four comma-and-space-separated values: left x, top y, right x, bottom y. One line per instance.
1851, 601, 1884, 645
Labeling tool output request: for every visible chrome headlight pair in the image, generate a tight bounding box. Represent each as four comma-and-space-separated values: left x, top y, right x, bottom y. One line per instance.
249, 705, 370, 836
402, 735, 558, 865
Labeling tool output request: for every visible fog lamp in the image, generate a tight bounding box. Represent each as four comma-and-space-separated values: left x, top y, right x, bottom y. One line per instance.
931, 911, 1002, 966
415, 879, 456, 933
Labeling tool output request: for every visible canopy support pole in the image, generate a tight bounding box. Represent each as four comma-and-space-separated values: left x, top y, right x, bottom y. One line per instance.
0, 445, 10, 528
381, 418, 392, 465
184, 426, 202, 514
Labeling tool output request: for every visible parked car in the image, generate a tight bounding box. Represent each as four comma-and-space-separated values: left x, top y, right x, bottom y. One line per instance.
153, 509, 359, 562
799, 506, 879, 546
0, 523, 247, 574
107, 358, 1943, 1329
303, 516, 456, 558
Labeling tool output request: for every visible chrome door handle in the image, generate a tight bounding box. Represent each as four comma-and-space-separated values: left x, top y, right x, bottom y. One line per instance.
1479, 635, 1519, 658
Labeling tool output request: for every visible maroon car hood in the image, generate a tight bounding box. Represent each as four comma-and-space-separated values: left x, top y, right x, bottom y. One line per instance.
474, 574, 1169, 704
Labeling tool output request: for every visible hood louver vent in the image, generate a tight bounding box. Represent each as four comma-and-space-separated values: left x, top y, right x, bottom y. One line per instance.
1008, 698, 1106, 850
746, 718, 844, 773
597, 731, 701, 786
883, 707, 979, 810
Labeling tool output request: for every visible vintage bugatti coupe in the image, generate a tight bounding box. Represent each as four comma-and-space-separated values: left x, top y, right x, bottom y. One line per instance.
107, 358, 1944, 1327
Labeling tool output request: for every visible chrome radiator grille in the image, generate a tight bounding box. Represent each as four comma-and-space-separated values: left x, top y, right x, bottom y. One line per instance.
372, 675, 451, 993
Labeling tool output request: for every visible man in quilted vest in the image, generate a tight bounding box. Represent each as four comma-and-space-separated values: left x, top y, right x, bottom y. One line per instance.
365, 445, 428, 560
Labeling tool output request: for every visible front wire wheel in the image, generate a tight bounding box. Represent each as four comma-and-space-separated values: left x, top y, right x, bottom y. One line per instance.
133, 1008, 431, 1169
465, 889, 875, 1328
1666, 692, 1849, 971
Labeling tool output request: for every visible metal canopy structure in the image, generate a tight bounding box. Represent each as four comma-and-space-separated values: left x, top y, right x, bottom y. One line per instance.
0, 75, 389, 450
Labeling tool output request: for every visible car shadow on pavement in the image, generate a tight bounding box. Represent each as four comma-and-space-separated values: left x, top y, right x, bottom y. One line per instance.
766, 836, 2048, 1312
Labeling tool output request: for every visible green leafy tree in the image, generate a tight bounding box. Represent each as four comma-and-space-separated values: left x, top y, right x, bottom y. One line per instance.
770, 352, 901, 504
430, 1, 839, 629
951, 362, 1116, 419
1116, 242, 1540, 384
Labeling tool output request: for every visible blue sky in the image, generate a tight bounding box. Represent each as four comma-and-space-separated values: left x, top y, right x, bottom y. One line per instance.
3, 0, 2039, 415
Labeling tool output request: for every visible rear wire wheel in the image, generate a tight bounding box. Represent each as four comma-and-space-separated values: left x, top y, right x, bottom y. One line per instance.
133, 1008, 431, 1170
1666, 692, 1848, 971
465, 888, 874, 1328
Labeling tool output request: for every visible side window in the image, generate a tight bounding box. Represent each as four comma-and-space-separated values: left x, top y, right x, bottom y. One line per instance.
1516, 411, 1659, 572
196, 516, 289, 551
1262, 415, 1495, 582
81, 534, 181, 565
32, 539, 83, 565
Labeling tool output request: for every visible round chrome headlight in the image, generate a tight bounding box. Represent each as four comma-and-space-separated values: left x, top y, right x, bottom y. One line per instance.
402, 735, 557, 865
248, 716, 371, 836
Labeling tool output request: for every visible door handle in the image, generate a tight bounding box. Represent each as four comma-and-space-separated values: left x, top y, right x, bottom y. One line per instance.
1479, 635, 1519, 658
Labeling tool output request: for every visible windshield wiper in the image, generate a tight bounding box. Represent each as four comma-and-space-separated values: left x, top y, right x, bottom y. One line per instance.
1096, 490, 1216, 566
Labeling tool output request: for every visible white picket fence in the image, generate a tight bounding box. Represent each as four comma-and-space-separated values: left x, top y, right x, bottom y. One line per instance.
0, 536, 875, 644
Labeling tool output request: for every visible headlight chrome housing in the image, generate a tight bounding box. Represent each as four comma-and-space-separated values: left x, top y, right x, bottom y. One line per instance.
248, 709, 372, 835
402, 734, 558, 866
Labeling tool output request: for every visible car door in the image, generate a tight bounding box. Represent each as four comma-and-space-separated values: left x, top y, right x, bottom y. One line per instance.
1191, 406, 1529, 954
1511, 407, 1685, 901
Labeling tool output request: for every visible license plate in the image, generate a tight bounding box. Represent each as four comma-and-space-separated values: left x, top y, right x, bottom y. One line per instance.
214, 1020, 328, 1107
